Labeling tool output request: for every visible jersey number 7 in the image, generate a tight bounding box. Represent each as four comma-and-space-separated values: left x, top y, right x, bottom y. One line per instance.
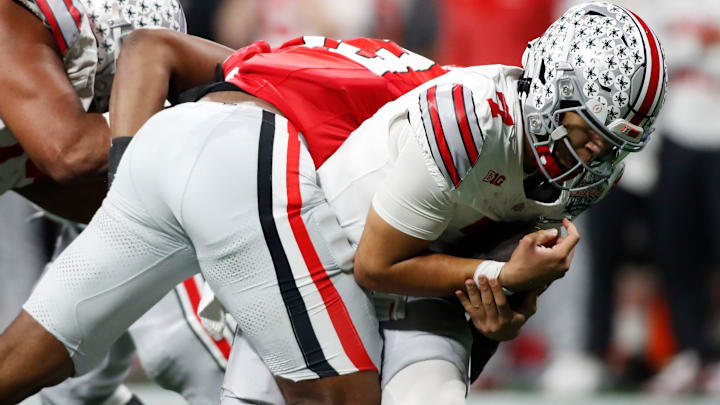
488, 92, 514, 126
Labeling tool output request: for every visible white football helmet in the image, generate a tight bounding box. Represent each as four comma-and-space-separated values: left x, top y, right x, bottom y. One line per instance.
520, 2, 667, 191
84, 0, 187, 110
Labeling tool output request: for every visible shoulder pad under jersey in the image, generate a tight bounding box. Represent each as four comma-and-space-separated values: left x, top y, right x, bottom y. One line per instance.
408, 67, 521, 189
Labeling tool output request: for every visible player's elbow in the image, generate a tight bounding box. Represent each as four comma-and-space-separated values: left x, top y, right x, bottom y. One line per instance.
118, 28, 178, 71
41, 153, 104, 183
38, 134, 109, 183
353, 254, 388, 291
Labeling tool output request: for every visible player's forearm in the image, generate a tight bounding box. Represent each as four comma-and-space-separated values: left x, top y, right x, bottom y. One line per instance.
110, 29, 232, 139
110, 29, 175, 139
355, 207, 481, 296
355, 252, 479, 297
20, 112, 110, 184
53, 115, 110, 181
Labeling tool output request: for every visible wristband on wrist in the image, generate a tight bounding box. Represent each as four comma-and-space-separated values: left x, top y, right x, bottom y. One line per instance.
473, 260, 514, 295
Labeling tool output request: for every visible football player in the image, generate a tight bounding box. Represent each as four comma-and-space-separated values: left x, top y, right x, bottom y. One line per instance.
200, 3, 667, 403
0, 1, 233, 404
0, 2, 667, 405
349, 3, 666, 402
206, 3, 667, 404
0, 30, 543, 405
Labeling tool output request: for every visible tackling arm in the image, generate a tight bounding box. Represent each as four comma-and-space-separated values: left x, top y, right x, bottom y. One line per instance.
110, 29, 234, 140
0, 2, 109, 183
354, 207, 478, 296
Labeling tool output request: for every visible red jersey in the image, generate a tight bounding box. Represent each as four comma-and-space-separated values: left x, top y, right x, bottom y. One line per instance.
222, 36, 449, 167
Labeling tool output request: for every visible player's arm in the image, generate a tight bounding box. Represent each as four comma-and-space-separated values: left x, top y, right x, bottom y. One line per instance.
353, 119, 579, 296
110, 29, 233, 139
0, 2, 109, 183
355, 207, 478, 296
354, 208, 575, 296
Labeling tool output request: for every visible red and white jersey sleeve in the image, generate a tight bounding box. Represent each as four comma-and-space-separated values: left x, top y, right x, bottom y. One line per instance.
405, 66, 523, 192
0, 0, 98, 194
370, 66, 528, 241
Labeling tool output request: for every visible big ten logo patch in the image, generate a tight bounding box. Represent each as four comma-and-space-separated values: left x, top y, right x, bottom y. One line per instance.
482, 170, 506, 186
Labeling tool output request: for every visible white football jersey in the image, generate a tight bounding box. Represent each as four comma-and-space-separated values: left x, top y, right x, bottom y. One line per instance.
319, 65, 621, 247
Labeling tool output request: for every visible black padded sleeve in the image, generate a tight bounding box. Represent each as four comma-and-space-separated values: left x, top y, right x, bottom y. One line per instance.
108, 136, 133, 186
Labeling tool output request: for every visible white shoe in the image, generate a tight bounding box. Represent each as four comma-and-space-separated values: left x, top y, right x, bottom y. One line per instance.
646, 350, 701, 395
539, 351, 607, 394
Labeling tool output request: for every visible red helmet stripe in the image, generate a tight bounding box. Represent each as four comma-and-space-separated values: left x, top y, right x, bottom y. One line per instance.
629, 11, 663, 126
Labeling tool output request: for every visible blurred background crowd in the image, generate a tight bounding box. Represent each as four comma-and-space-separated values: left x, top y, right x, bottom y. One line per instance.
2, 0, 719, 400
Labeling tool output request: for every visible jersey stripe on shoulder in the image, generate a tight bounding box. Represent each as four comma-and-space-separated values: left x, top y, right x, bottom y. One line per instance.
419, 88, 452, 184
62, 0, 83, 28
422, 86, 460, 186
35, 0, 85, 54
418, 83, 485, 188
462, 85, 485, 155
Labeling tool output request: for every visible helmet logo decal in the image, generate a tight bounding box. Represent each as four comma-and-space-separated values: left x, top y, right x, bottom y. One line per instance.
599, 70, 615, 87
612, 91, 629, 107
607, 106, 620, 121
614, 75, 630, 91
